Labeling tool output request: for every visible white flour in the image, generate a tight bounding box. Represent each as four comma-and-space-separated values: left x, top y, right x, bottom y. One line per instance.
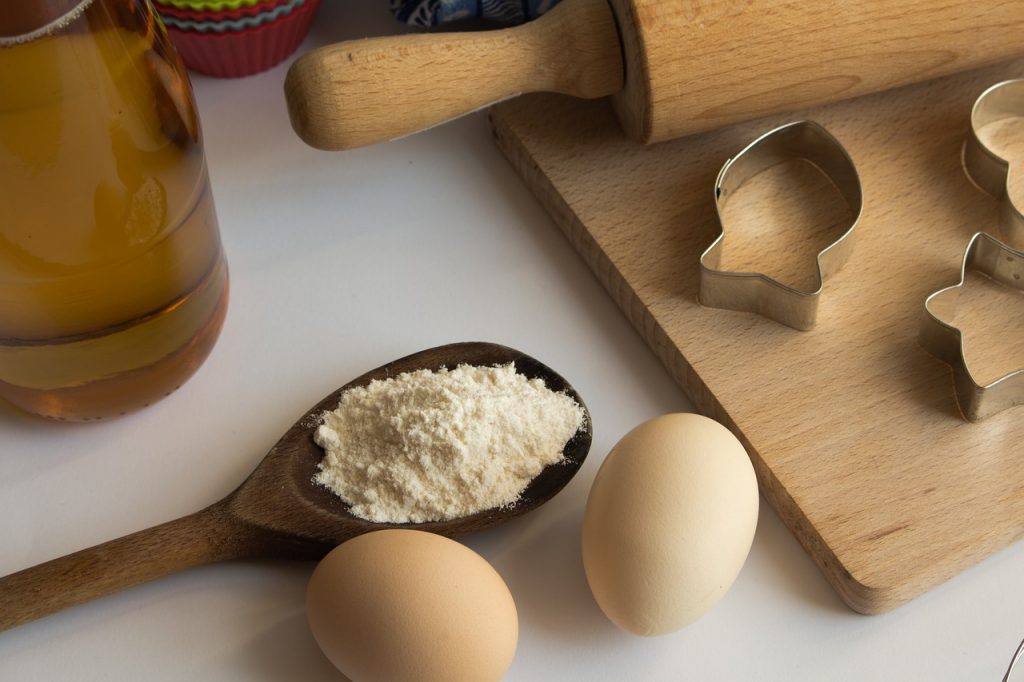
313, 363, 585, 523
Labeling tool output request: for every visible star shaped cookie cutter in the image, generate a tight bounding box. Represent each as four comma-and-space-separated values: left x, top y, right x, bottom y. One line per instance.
699, 121, 862, 331
919, 232, 1024, 422
962, 79, 1024, 248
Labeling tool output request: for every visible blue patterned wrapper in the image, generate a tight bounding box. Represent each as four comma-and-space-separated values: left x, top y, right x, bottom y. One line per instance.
391, 0, 561, 26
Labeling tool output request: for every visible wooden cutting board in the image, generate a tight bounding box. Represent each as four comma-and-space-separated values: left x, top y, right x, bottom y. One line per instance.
489, 60, 1024, 614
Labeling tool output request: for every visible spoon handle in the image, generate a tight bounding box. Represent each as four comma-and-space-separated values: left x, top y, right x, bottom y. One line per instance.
0, 501, 258, 632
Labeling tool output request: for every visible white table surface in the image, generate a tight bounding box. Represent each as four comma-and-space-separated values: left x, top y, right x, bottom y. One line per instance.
2, 4, 1022, 681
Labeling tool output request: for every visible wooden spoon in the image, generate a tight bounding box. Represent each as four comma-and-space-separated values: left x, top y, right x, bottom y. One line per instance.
0, 342, 592, 632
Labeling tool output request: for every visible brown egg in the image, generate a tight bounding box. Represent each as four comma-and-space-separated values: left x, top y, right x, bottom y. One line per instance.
306, 529, 518, 682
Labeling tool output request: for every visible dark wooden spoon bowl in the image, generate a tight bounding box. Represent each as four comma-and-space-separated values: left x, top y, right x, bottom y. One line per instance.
0, 342, 592, 631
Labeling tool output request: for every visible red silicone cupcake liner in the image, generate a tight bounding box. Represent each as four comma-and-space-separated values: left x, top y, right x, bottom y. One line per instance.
153, 0, 295, 23
165, 0, 319, 78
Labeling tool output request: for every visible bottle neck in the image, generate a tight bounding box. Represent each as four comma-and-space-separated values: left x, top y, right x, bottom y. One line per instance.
0, 0, 94, 39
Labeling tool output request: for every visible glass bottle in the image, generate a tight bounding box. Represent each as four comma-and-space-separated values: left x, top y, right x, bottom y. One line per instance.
0, 0, 229, 420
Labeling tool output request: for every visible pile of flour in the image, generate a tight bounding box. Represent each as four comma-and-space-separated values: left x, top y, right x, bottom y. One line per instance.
313, 363, 585, 523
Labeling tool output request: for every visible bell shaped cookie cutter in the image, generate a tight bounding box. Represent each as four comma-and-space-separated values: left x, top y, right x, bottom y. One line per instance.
699, 121, 862, 331
919, 232, 1024, 422
963, 79, 1024, 248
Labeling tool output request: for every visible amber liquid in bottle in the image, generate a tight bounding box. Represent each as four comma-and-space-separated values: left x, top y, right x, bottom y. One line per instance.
0, 0, 228, 420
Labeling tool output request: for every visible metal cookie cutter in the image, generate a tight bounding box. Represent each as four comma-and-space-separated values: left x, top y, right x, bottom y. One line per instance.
919, 232, 1024, 422
963, 79, 1024, 248
699, 121, 862, 331
1004, 636, 1024, 682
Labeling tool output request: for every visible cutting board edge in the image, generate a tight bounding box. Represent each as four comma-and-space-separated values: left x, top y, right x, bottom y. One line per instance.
489, 103, 940, 615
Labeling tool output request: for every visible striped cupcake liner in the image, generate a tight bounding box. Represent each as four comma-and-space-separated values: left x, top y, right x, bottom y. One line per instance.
165, 0, 319, 77
160, 0, 305, 33
156, 0, 269, 10
153, 0, 296, 22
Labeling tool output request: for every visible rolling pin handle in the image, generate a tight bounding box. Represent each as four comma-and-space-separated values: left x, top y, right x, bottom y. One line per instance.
284, 0, 624, 151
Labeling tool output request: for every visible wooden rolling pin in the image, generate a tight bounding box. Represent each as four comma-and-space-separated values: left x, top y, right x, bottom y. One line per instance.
285, 0, 1024, 151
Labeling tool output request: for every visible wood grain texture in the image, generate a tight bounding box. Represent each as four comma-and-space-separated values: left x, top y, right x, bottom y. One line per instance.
286, 0, 1024, 151
490, 61, 1024, 613
611, 0, 1024, 143
284, 0, 622, 150
0, 503, 265, 632
0, 343, 593, 630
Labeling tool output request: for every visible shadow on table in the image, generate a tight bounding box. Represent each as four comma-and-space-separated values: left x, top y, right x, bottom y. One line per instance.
242, 608, 347, 682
